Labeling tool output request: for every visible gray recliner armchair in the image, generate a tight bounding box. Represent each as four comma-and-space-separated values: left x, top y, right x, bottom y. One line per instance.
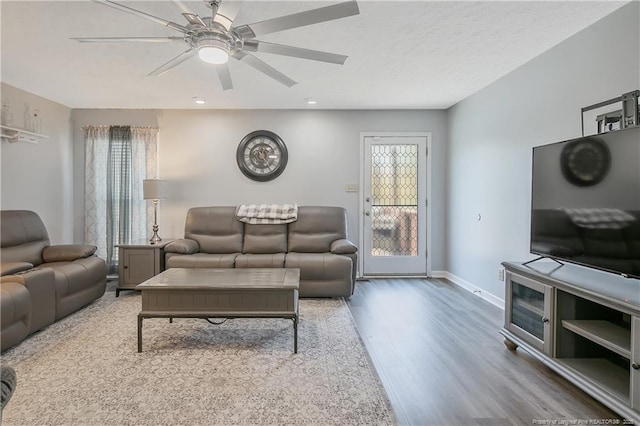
0, 210, 107, 351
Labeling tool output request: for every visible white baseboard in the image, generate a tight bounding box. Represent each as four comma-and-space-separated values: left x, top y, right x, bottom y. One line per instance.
359, 270, 505, 310
432, 270, 504, 310
430, 270, 448, 279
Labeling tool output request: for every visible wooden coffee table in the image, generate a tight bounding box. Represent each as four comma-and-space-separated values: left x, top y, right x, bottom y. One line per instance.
136, 268, 300, 353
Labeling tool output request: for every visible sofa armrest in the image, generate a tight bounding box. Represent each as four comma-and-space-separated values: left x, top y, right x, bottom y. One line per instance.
331, 239, 358, 255
1, 262, 34, 276
42, 245, 97, 262
164, 239, 200, 254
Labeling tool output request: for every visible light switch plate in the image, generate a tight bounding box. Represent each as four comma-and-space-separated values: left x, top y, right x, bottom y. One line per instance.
345, 183, 359, 192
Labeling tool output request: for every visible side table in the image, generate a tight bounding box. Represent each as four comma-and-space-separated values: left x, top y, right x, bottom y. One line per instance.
115, 239, 172, 297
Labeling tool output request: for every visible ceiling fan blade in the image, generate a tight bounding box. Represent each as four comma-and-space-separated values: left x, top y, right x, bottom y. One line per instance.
234, 51, 297, 87
147, 48, 196, 77
72, 36, 184, 43
93, 0, 190, 34
233, 1, 359, 39
214, 1, 244, 31
182, 13, 208, 28
216, 64, 233, 91
172, 0, 194, 15
243, 40, 348, 65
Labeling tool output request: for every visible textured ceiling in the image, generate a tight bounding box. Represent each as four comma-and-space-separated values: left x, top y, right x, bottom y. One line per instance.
0, 1, 629, 109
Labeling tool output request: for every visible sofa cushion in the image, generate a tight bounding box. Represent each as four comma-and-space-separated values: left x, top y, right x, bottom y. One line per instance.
184, 207, 243, 254
285, 252, 352, 280
42, 245, 97, 262
235, 253, 286, 268
1, 262, 34, 276
288, 206, 347, 253
284, 252, 353, 297
166, 253, 238, 268
0, 210, 50, 266
242, 224, 287, 253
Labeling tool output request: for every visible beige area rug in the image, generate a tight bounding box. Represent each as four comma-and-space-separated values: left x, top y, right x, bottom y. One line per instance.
1, 283, 395, 425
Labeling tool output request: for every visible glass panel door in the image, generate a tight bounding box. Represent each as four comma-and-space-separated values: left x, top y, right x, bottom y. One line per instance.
506, 272, 553, 354
363, 136, 427, 275
512, 281, 545, 340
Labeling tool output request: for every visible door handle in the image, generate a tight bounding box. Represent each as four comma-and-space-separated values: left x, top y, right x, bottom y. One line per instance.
365, 211, 370, 216
365, 197, 370, 202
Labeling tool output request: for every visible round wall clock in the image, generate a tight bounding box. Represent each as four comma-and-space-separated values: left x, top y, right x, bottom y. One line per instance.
560, 137, 610, 187
236, 130, 288, 182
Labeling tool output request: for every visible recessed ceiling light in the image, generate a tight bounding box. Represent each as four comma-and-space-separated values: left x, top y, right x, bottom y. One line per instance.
305, 97, 318, 105
193, 97, 206, 105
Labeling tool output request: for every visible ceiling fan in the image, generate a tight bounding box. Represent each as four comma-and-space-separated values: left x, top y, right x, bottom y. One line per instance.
72, 0, 360, 90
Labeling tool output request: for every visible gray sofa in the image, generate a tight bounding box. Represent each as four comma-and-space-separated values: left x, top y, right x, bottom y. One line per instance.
164, 206, 357, 297
0, 210, 107, 351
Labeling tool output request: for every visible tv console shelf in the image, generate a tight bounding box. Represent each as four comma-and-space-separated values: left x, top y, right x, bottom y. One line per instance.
501, 261, 640, 423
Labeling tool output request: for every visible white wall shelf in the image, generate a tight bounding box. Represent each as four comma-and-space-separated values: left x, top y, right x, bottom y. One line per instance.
0, 125, 49, 144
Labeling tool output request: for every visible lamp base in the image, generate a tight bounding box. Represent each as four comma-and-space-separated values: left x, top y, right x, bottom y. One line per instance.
149, 223, 161, 245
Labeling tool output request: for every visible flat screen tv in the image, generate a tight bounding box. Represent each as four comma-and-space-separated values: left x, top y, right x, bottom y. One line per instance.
530, 125, 640, 279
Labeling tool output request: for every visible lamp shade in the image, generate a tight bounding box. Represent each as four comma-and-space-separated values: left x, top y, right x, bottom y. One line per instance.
143, 179, 168, 200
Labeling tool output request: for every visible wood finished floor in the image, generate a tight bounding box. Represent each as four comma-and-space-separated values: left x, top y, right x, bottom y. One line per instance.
346, 278, 621, 426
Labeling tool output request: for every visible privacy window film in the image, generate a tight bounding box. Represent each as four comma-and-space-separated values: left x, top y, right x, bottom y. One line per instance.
370, 144, 419, 256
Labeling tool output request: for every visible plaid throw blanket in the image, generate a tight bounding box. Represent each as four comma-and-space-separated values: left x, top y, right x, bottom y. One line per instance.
563, 208, 635, 229
236, 204, 298, 224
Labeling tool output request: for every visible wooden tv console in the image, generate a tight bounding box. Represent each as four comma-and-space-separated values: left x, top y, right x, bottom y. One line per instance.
501, 261, 640, 423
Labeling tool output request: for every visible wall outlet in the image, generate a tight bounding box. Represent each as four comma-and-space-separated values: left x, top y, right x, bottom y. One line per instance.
498, 269, 505, 281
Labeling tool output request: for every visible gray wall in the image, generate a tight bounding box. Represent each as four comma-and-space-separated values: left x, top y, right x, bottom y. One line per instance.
1, 83, 73, 243
71, 108, 448, 272
446, 2, 640, 299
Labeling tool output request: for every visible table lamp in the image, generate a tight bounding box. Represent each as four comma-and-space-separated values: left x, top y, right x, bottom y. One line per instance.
143, 179, 167, 244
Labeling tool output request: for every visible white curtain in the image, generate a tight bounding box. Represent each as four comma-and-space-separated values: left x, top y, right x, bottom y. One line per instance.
132, 127, 160, 231
84, 126, 158, 272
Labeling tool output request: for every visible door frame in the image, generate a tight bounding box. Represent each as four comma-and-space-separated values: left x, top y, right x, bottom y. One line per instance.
359, 132, 432, 278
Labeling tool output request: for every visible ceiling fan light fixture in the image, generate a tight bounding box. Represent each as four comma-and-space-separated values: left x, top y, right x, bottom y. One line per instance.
197, 38, 230, 64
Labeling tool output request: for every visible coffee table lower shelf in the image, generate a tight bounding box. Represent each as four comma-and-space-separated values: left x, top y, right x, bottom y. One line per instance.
137, 311, 299, 353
